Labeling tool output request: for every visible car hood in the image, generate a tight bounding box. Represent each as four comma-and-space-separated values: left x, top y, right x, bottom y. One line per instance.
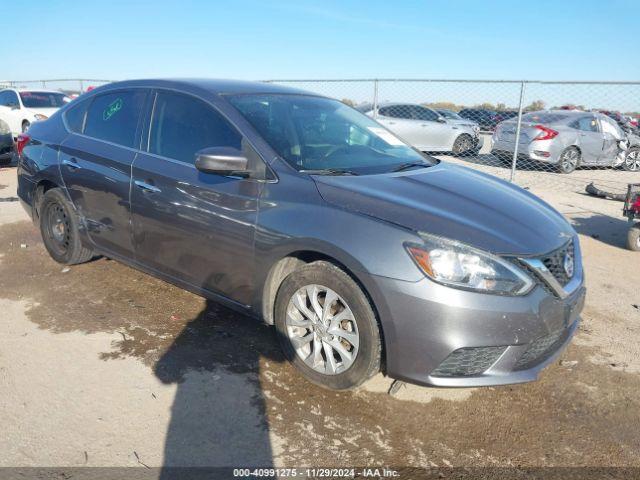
313, 163, 574, 256
26, 107, 59, 118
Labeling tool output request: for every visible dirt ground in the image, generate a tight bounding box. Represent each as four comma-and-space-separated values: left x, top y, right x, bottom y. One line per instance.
1, 162, 639, 479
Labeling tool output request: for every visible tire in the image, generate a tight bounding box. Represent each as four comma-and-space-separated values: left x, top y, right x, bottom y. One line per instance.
623, 147, 640, 172
21, 121, 30, 133
274, 261, 381, 390
452, 134, 474, 156
627, 224, 640, 252
557, 146, 581, 174
39, 188, 94, 265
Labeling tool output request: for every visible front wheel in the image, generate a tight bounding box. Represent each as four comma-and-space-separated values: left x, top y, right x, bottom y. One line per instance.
557, 146, 581, 174
452, 134, 474, 156
274, 261, 381, 390
39, 188, 94, 265
623, 147, 640, 172
627, 224, 640, 252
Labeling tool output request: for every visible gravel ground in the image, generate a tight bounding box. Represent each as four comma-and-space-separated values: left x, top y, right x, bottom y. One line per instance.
0, 161, 639, 479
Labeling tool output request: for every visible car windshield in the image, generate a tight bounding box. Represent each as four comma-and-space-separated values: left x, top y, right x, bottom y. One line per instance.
439, 110, 462, 120
19, 91, 70, 108
228, 94, 434, 174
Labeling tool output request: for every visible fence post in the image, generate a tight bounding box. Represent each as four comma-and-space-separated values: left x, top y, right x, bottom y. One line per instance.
79, 80, 84, 94
510, 81, 527, 183
372, 79, 379, 119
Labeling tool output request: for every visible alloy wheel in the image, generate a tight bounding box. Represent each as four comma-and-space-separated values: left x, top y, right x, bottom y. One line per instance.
560, 149, 579, 172
625, 149, 640, 171
285, 284, 359, 375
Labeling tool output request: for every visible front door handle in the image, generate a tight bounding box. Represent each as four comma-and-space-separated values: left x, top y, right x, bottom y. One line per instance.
134, 180, 161, 193
62, 158, 81, 170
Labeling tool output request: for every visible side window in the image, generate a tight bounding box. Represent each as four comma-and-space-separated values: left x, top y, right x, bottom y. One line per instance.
378, 106, 395, 118
413, 106, 439, 121
149, 91, 241, 164
5, 91, 19, 107
573, 117, 598, 133
0, 92, 7, 106
64, 98, 91, 133
84, 90, 146, 147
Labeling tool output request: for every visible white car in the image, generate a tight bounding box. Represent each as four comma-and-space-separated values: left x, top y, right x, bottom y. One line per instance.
0, 88, 71, 137
358, 102, 482, 155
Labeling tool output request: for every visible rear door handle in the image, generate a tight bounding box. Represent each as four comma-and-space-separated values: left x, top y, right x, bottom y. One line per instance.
134, 180, 161, 193
62, 158, 81, 170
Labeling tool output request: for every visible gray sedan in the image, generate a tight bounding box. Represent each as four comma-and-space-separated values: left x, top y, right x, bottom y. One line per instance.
492, 110, 639, 173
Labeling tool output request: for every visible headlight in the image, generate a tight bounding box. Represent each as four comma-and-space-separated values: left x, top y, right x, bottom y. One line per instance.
0, 120, 9, 135
405, 233, 534, 295
34, 114, 48, 121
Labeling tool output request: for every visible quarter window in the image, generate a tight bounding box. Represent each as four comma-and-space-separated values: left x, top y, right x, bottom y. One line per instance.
84, 90, 146, 147
64, 98, 91, 133
149, 91, 241, 164
572, 117, 599, 133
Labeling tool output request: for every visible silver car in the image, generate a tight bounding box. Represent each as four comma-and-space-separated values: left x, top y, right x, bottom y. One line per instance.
361, 103, 482, 155
492, 110, 639, 173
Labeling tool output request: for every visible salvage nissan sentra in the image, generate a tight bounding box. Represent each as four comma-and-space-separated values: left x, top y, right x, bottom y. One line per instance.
16, 79, 585, 390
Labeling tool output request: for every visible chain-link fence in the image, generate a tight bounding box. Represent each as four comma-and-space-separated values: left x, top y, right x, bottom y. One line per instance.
266, 79, 640, 194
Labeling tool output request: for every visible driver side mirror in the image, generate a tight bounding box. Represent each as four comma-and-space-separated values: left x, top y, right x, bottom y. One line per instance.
195, 147, 249, 177
8, 103, 19, 110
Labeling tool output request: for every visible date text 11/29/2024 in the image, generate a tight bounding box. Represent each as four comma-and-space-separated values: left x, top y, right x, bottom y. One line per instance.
233, 467, 399, 478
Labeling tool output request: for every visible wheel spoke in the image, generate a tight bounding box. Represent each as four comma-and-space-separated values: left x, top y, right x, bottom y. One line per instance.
322, 341, 338, 374
291, 333, 313, 351
321, 289, 338, 324
328, 308, 353, 332
306, 285, 323, 319
328, 337, 353, 365
331, 328, 359, 347
292, 291, 315, 320
286, 311, 312, 328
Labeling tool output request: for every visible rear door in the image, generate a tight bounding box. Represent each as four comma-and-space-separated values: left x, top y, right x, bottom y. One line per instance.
130, 90, 261, 305
376, 105, 424, 147
59, 88, 148, 258
571, 115, 602, 164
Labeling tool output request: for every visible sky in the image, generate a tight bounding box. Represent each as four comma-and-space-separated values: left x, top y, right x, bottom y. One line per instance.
5, 0, 640, 111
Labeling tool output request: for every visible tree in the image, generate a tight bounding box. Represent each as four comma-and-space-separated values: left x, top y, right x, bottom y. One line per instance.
341, 98, 356, 107
524, 100, 545, 112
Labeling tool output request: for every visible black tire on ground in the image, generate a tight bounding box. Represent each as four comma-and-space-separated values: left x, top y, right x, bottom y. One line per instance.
39, 188, 94, 265
274, 261, 382, 390
452, 134, 474, 156
623, 147, 640, 172
557, 146, 581, 174
627, 224, 640, 252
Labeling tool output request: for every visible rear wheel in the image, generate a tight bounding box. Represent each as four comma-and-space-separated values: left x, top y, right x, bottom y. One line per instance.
39, 188, 94, 265
452, 134, 474, 156
557, 147, 580, 174
274, 261, 381, 390
623, 147, 640, 172
627, 224, 640, 252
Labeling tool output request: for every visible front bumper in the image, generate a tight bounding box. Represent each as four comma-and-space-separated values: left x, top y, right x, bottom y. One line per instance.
370, 272, 585, 388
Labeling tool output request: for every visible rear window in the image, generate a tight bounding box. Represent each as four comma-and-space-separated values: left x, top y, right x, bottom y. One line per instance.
84, 90, 146, 148
19, 91, 70, 108
521, 113, 567, 123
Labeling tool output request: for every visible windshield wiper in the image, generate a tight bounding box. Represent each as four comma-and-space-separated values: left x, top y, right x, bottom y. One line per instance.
299, 168, 360, 176
391, 162, 431, 172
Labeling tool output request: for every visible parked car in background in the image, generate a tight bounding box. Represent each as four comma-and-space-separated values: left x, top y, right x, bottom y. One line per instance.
17, 79, 584, 390
0, 118, 13, 164
361, 103, 482, 155
492, 110, 640, 173
0, 88, 71, 136
458, 108, 501, 131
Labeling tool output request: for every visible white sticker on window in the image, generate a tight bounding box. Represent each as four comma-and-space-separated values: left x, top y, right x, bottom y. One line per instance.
367, 126, 405, 146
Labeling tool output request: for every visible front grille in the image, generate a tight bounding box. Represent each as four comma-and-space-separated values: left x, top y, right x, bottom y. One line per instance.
540, 240, 574, 286
514, 325, 571, 371
431, 346, 507, 377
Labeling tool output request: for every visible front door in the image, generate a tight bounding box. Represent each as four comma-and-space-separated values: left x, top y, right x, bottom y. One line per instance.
59, 89, 147, 258
130, 90, 260, 305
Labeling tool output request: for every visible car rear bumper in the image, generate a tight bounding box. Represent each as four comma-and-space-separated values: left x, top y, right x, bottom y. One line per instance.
369, 272, 585, 388
491, 138, 561, 163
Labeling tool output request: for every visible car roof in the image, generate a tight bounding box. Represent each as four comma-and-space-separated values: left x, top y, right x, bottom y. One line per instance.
91, 78, 315, 97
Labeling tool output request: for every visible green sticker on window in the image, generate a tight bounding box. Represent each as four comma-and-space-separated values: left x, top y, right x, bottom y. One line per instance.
103, 98, 123, 121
